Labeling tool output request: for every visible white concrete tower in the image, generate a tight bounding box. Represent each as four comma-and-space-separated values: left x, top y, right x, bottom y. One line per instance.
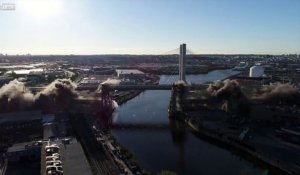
179, 43, 186, 82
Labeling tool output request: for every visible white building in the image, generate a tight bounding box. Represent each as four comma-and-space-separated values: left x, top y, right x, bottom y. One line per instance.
101, 78, 121, 85
249, 66, 264, 77
5, 68, 44, 76
115, 69, 145, 80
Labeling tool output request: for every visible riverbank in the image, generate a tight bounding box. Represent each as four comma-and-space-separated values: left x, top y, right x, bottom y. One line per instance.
113, 75, 160, 105
92, 130, 144, 175
114, 90, 143, 105
69, 113, 120, 175
140, 65, 230, 75
111, 70, 272, 174
185, 117, 297, 175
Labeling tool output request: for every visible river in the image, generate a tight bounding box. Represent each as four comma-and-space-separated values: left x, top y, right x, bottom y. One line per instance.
112, 69, 269, 175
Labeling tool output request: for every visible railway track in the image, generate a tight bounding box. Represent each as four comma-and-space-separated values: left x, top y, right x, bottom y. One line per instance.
69, 114, 119, 175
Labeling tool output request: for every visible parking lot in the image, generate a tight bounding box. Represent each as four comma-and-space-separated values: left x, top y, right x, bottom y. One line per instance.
41, 138, 92, 175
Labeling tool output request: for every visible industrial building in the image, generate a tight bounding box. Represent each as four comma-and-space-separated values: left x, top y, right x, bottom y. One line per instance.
249, 65, 264, 77
5, 68, 44, 76
115, 69, 145, 80
0, 111, 43, 151
77, 78, 102, 90
44, 69, 65, 77
91, 67, 114, 75
6, 141, 41, 163
77, 75, 116, 90
101, 78, 121, 85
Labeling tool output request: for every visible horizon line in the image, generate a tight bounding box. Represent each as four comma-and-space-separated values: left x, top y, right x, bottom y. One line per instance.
1, 53, 299, 56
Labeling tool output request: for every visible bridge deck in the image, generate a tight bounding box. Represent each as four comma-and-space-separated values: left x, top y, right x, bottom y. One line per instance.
27, 84, 209, 92
103, 84, 173, 90
102, 84, 209, 91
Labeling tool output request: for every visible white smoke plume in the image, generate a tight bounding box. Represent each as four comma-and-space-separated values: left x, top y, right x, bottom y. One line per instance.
253, 83, 300, 104
37, 79, 77, 97
0, 79, 78, 112
207, 79, 242, 98
0, 79, 35, 111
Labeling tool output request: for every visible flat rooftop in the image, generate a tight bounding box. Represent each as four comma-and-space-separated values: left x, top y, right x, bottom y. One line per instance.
0, 110, 42, 124
116, 69, 144, 74
7, 141, 40, 153
42, 138, 93, 175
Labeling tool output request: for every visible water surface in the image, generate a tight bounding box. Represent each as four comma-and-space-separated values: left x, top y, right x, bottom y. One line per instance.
112, 70, 268, 175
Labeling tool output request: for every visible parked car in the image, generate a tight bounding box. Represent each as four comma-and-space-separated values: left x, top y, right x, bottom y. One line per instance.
46, 166, 63, 175
46, 153, 60, 159
46, 157, 60, 162
46, 160, 62, 167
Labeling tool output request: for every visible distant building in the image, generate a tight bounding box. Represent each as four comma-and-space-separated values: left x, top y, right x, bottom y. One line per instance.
91, 67, 114, 75
101, 78, 121, 86
232, 63, 248, 71
116, 69, 145, 80
249, 66, 264, 77
44, 69, 65, 77
5, 68, 44, 76
77, 78, 102, 91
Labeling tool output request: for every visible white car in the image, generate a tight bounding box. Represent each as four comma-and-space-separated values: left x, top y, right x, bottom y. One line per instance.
47, 171, 63, 175
51, 153, 60, 157
46, 166, 63, 174
46, 156, 60, 162
45, 147, 59, 156
46, 160, 62, 167
46, 153, 60, 159
47, 170, 63, 175
45, 145, 59, 150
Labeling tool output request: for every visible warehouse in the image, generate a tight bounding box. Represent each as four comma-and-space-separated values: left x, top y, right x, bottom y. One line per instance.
0, 111, 43, 150
115, 69, 145, 80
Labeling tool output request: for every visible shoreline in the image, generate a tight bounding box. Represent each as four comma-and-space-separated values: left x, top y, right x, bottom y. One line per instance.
114, 90, 143, 106
139, 66, 230, 75
113, 75, 160, 105
111, 69, 292, 174
184, 117, 296, 175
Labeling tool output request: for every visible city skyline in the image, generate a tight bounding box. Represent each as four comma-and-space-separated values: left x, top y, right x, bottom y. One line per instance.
0, 0, 299, 55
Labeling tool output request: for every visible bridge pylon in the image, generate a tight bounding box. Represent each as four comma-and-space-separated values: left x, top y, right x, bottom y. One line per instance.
179, 43, 186, 83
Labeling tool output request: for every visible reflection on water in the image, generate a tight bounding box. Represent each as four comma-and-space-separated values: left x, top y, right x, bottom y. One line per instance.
112, 70, 267, 175
169, 120, 187, 172
113, 90, 170, 124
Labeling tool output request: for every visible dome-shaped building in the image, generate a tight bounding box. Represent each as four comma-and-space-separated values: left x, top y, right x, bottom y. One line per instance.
249, 66, 264, 77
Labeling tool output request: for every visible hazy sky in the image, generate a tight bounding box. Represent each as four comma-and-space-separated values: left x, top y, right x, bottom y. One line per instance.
0, 0, 299, 55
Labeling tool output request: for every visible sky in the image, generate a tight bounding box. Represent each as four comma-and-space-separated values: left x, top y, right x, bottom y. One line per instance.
0, 0, 299, 55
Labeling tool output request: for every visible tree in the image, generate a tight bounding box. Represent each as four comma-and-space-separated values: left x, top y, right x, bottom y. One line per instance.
10, 71, 18, 79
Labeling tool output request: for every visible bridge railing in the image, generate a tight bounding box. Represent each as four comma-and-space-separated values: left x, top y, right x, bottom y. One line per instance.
100, 84, 209, 91
100, 84, 174, 91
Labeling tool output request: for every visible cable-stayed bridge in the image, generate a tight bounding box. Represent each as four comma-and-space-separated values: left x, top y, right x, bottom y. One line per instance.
163, 46, 196, 55
101, 43, 205, 92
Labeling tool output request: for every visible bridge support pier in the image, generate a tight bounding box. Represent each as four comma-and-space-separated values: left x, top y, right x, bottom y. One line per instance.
168, 84, 186, 119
